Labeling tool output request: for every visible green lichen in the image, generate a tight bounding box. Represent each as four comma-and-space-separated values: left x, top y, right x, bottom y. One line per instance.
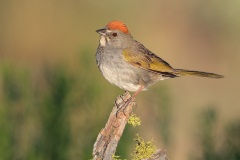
128, 114, 141, 127
131, 134, 157, 160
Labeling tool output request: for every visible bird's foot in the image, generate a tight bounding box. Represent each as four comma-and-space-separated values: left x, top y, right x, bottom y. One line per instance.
115, 96, 133, 117
114, 92, 128, 109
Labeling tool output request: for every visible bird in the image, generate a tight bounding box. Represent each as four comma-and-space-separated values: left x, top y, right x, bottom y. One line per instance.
95, 20, 223, 106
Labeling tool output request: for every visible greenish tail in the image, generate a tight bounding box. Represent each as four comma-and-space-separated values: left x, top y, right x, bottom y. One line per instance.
174, 69, 224, 78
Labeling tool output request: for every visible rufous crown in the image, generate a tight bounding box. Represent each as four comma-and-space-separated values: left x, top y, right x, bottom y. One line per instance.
106, 20, 129, 34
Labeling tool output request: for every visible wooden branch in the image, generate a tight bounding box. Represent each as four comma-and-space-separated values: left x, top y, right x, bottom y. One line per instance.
93, 91, 134, 160
92, 91, 168, 160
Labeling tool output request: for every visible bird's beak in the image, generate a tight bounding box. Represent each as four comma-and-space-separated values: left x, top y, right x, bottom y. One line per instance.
96, 28, 106, 36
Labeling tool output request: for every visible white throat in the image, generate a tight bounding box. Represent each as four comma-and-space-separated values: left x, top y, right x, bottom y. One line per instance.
99, 35, 111, 47
99, 35, 106, 46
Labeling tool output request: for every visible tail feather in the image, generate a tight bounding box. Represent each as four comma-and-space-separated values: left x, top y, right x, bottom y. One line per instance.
174, 69, 224, 78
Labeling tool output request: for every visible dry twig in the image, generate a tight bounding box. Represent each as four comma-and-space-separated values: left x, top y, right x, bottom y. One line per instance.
92, 91, 168, 160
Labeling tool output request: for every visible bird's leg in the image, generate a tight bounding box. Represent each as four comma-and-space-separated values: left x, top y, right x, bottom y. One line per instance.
116, 86, 144, 117
131, 85, 145, 99
122, 85, 144, 114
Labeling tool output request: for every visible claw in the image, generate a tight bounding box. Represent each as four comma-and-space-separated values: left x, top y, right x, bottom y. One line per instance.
114, 87, 143, 118
115, 97, 133, 117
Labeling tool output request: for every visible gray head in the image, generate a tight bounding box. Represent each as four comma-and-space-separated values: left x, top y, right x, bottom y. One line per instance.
96, 20, 133, 49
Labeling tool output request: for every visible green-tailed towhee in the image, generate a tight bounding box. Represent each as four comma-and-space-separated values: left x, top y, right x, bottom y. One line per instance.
96, 20, 223, 100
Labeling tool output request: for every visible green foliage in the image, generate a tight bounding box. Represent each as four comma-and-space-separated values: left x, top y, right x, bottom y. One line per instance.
0, 65, 33, 160
190, 107, 240, 160
223, 121, 240, 160
38, 66, 72, 160
0, 52, 239, 160
0, 58, 239, 160
0, 51, 110, 160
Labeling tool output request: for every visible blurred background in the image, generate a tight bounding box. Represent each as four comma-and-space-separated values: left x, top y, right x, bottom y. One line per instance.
0, 0, 240, 160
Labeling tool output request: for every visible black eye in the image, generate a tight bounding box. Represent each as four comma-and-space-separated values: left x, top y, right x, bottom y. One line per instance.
112, 32, 117, 37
